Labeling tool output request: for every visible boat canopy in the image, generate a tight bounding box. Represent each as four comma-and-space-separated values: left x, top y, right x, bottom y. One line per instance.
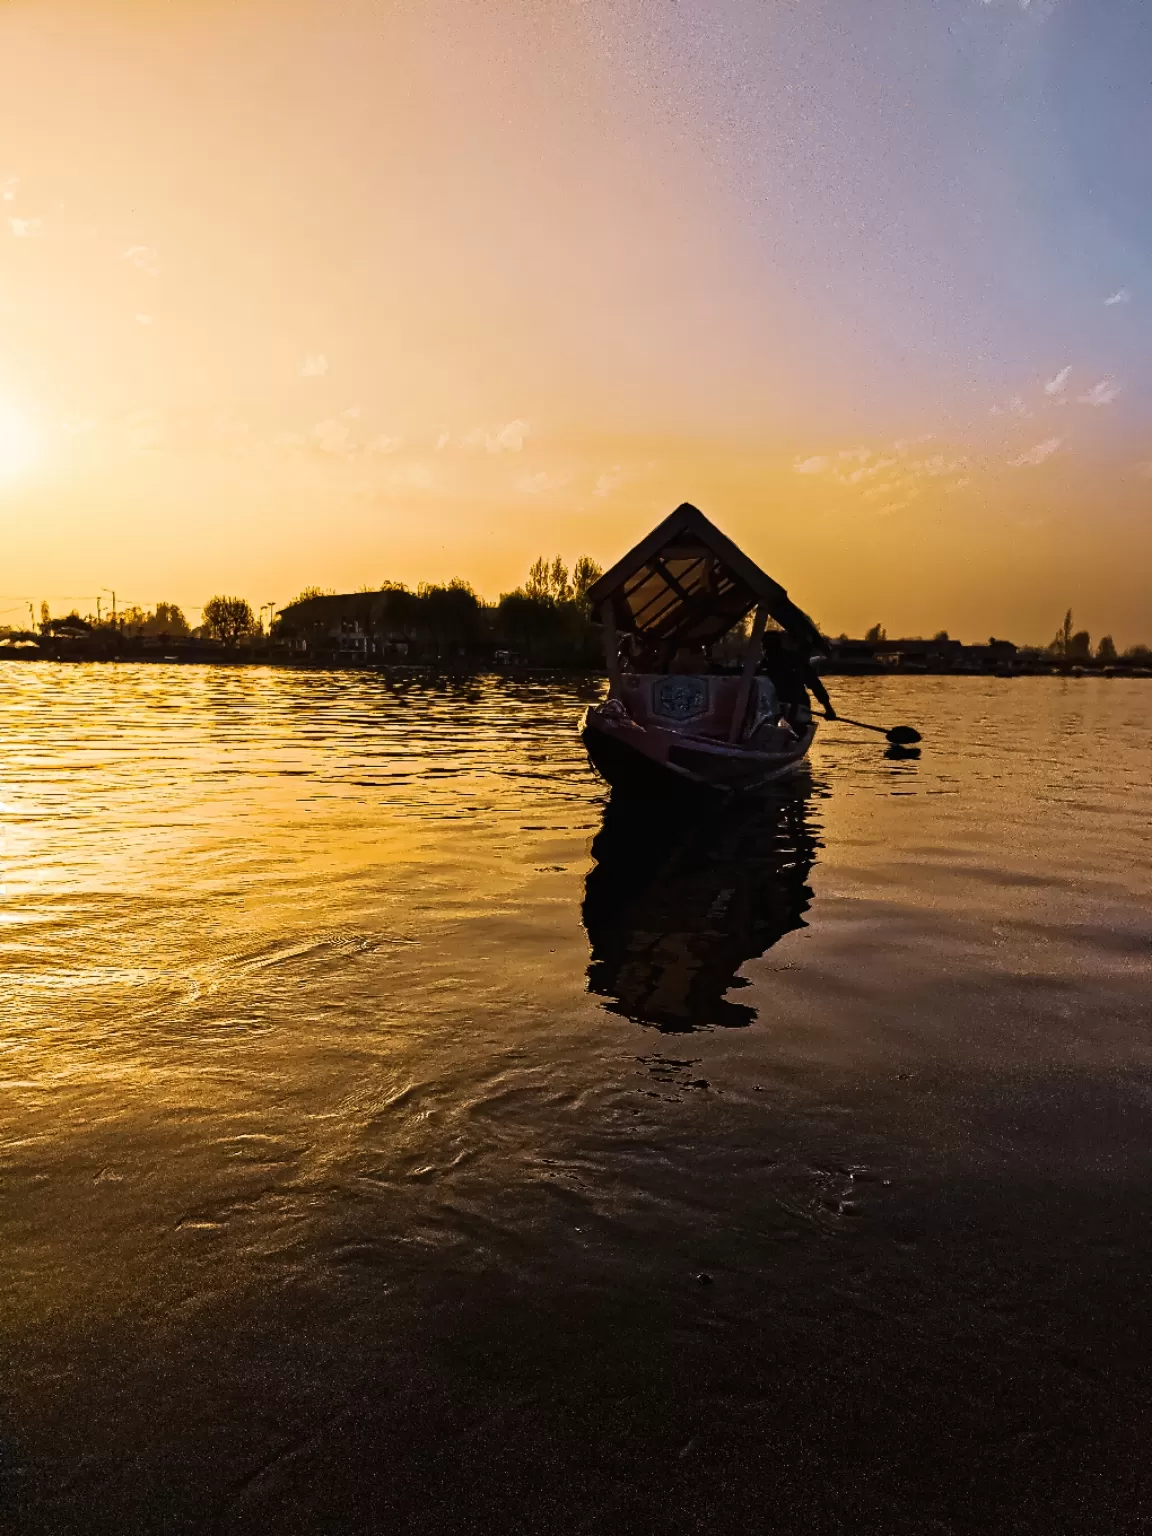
585, 503, 822, 650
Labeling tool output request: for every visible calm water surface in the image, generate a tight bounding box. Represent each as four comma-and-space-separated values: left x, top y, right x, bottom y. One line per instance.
2, 664, 1150, 1533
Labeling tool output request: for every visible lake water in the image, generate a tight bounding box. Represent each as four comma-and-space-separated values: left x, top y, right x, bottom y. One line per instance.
2, 663, 1150, 1534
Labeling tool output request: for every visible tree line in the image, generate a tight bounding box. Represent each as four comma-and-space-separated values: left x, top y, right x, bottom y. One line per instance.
272, 555, 606, 664
14, 582, 1151, 669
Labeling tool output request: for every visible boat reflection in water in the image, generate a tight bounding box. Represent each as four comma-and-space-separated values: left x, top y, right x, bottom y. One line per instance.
583, 779, 823, 1031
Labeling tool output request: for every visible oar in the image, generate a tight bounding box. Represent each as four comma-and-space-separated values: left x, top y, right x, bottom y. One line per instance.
828, 714, 922, 746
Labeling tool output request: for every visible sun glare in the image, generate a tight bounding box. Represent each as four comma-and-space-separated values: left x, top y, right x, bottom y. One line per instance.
0, 401, 42, 485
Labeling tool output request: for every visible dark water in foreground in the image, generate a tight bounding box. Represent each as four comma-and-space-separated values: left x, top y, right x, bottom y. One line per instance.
2, 664, 1151, 1534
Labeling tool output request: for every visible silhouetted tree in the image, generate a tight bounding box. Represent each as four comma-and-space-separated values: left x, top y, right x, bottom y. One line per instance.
146, 603, 189, 636
1069, 629, 1092, 661
1096, 634, 1118, 664
524, 555, 582, 604
572, 555, 603, 614
864, 623, 887, 642
119, 605, 149, 635
203, 595, 256, 646
525, 557, 553, 602
496, 591, 554, 660
933, 630, 950, 643
1051, 609, 1075, 656
418, 580, 483, 659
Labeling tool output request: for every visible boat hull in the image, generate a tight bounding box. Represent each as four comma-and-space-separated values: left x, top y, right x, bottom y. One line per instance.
582, 706, 815, 798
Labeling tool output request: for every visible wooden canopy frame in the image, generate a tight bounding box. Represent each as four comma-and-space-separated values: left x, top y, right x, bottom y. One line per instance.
586, 503, 822, 652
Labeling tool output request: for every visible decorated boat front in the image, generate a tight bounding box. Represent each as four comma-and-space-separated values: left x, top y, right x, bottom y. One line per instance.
581, 503, 826, 797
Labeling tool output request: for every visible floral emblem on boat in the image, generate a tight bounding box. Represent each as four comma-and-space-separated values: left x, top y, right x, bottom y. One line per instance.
651, 676, 708, 721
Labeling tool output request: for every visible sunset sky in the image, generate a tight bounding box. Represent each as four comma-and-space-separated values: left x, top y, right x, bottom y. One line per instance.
1, 0, 1149, 643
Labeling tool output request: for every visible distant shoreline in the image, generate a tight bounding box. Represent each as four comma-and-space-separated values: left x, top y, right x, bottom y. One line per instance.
1, 652, 1149, 681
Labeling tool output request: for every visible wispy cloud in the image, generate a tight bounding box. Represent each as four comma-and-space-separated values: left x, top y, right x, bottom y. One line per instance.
9, 217, 42, 238
1044, 365, 1072, 396
311, 418, 353, 455
593, 465, 626, 497
122, 245, 159, 276
435, 428, 451, 451
990, 393, 1031, 418
841, 456, 897, 485
1010, 436, 1062, 467
300, 352, 329, 378
517, 470, 571, 495
1078, 379, 1120, 407
367, 434, 403, 456
1103, 288, 1131, 306
462, 419, 528, 453
135, 313, 153, 326
1, 176, 19, 202
791, 438, 966, 508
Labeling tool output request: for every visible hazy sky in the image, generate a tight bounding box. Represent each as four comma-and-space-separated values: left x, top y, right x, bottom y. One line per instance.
1, 0, 1149, 641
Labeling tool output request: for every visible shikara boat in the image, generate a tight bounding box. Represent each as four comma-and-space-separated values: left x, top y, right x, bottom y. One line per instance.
582, 503, 825, 797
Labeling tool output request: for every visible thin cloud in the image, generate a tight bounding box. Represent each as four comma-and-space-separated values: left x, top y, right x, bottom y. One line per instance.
122, 245, 159, 276
841, 457, 897, 486
1103, 288, 1131, 306
435, 428, 451, 451
367, 434, 403, 455
877, 496, 916, 516
1079, 379, 1120, 407
990, 394, 1032, 418
793, 436, 966, 505
462, 419, 528, 453
377, 462, 437, 495
1010, 437, 1062, 467
135, 313, 153, 325
1, 176, 19, 202
9, 217, 42, 238
300, 353, 329, 378
1044, 365, 1072, 396
920, 453, 968, 478
517, 470, 571, 495
593, 466, 625, 498
311, 418, 352, 455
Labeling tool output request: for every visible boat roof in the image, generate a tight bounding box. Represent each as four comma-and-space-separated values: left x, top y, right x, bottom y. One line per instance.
585, 503, 822, 649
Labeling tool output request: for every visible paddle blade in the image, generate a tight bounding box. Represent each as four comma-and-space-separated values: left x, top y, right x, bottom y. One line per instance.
885, 725, 922, 745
